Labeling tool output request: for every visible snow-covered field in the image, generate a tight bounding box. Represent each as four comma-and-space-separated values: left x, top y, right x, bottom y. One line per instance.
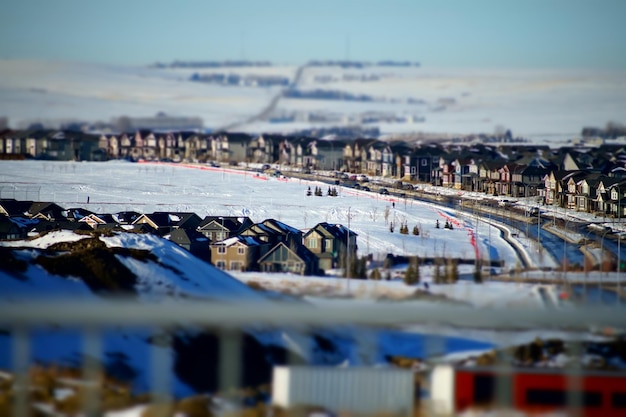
2, 60, 625, 142
1, 160, 625, 409
0, 60, 279, 129
0, 160, 519, 267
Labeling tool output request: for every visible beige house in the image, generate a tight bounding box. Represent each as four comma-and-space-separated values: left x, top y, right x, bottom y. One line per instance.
210, 235, 265, 271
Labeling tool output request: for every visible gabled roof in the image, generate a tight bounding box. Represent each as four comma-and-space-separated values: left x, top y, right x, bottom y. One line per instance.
242, 222, 281, 238
169, 228, 209, 245
198, 216, 252, 232
261, 219, 302, 236
258, 241, 317, 264
212, 235, 264, 247
0, 199, 34, 217
28, 202, 66, 220
134, 212, 201, 229
65, 207, 96, 221
80, 213, 116, 225
304, 222, 357, 239
113, 211, 142, 224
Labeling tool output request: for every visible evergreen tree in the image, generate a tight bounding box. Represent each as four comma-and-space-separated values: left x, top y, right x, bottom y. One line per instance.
412, 225, 419, 236
370, 268, 381, 280
404, 265, 418, 285
404, 257, 420, 285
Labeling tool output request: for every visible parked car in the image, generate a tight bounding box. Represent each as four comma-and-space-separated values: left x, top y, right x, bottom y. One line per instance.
526, 207, 540, 216
362, 186, 371, 192
379, 188, 390, 195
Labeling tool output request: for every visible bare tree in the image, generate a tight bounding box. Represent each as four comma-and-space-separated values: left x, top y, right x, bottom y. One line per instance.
369, 207, 379, 222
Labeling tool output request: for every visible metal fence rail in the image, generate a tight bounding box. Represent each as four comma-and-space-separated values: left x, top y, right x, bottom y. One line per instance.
1, 300, 625, 416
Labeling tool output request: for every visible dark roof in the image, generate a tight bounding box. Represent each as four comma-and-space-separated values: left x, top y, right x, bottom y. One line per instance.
28, 202, 66, 220
113, 211, 142, 224
65, 207, 96, 221
30, 220, 91, 233
262, 219, 302, 236
306, 222, 357, 239
138, 212, 201, 228
198, 216, 252, 232
258, 241, 317, 265
169, 228, 210, 245
0, 200, 34, 217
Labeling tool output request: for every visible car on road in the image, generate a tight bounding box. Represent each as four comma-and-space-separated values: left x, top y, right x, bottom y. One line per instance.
362, 186, 371, 192
379, 188, 390, 195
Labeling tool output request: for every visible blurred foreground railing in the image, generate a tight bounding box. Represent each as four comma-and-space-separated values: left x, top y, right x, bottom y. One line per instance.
1, 300, 625, 416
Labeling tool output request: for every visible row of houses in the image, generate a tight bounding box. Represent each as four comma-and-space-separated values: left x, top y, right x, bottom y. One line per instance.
3, 129, 626, 215
0, 199, 357, 276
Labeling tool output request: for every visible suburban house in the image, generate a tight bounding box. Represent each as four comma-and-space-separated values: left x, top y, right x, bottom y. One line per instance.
258, 242, 319, 275
0, 216, 27, 240
28, 202, 66, 221
303, 222, 358, 272
210, 235, 264, 271
260, 219, 303, 247
132, 212, 201, 236
79, 213, 117, 229
169, 228, 210, 260
197, 216, 253, 241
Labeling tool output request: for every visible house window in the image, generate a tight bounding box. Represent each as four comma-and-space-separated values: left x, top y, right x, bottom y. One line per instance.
421, 159, 428, 166
410, 166, 416, 175
217, 246, 226, 254
325, 239, 333, 252
216, 261, 226, 270
230, 261, 242, 271
237, 247, 246, 255
308, 238, 318, 248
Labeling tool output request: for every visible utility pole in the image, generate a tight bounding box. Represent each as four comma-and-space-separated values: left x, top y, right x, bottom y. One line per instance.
346, 206, 351, 294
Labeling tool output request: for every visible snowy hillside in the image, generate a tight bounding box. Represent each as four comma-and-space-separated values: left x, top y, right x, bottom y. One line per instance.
0, 226, 500, 400
0, 60, 278, 129
1, 229, 265, 301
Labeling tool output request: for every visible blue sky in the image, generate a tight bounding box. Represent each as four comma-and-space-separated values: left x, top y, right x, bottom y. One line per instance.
2, 0, 625, 68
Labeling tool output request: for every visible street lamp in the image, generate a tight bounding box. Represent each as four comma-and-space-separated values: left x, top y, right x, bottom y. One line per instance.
583, 229, 596, 302
563, 215, 571, 284
618, 231, 622, 306
616, 184, 622, 305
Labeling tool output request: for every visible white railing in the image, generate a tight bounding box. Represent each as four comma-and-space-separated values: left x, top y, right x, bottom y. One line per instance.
2, 300, 625, 416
